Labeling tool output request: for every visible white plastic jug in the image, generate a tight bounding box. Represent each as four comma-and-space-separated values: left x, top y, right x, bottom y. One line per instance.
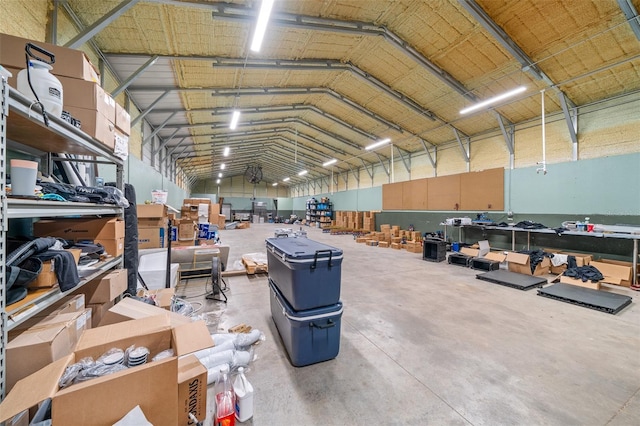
17, 59, 63, 118
233, 367, 254, 422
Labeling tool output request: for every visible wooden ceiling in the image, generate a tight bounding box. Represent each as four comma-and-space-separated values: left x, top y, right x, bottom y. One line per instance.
64, 0, 640, 183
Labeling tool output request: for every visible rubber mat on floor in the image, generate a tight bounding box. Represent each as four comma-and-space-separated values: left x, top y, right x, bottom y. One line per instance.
537, 283, 632, 314
476, 270, 547, 290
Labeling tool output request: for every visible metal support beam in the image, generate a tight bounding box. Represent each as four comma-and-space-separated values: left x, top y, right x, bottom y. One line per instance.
453, 129, 470, 164
618, 0, 640, 41
395, 146, 411, 174
348, 165, 360, 183
131, 90, 171, 126
65, 0, 140, 48
165, 137, 188, 158
494, 112, 515, 155
153, 128, 180, 155
112, 55, 159, 97
49, 1, 59, 44
374, 152, 390, 177
360, 159, 373, 180
419, 139, 437, 169
558, 92, 579, 161
142, 111, 178, 146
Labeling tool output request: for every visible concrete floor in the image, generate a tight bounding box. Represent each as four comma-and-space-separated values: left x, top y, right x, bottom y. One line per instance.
177, 223, 640, 426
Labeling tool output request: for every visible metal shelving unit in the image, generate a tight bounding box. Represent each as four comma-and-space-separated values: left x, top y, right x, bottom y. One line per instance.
0, 78, 125, 398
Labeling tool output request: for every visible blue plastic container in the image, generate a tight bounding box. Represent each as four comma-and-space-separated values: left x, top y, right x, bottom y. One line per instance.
269, 280, 342, 367
265, 237, 343, 310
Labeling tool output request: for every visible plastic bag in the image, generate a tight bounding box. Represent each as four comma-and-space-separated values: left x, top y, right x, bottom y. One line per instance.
234, 329, 265, 349
58, 357, 94, 388
152, 348, 175, 362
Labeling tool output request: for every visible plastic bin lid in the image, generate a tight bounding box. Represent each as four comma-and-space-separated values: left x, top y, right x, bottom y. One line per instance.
266, 237, 343, 259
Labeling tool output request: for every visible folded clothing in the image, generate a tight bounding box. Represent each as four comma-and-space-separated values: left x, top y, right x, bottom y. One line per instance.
563, 265, 604, 283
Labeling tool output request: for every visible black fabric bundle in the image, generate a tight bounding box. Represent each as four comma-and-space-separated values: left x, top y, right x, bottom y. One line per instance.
518, 249, 552, 274
563, 265, 604, 283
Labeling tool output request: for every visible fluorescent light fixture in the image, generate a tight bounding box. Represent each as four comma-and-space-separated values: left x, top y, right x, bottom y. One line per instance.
218, 173, 222, 178
216, 179, 221, 184
298, 170, 308, 176
250, 0, 274, 52
229, 110, 240, 130
365, 138, 391, 151
272, 182, 278, 186
283, 177, 290, 182
220, 163, 226, 170
460, 86, 527, 115
322, 158, 337, 167
223, 146, 230, 157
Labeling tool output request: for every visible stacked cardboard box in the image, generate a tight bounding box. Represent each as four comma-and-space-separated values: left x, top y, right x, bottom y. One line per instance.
73, 269, 128, 327
137, 204, 168, 249
34, 217, 125, 257
507, 252, 551, 276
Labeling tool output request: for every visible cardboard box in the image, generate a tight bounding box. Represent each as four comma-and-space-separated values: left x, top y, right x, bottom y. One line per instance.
180, 221, 198, 239
30, 248, 82, 289
58, 75, 116, 122
217, 214, 226, 228
6, 309, 91, 393
236, 222, 250, 229
87, 300, 115, 328
99, 237, 124, 257
138, 227, 166, 249
115, 102, 131, 135
460, 247, 479, 257
34, 217, 124, 241
42, 294, 86, 317
378, 241, 390, 248
484, 252, 507, 262
137, 288, 175, 310
550, 264, 567, 275
560, 275, 601, 290
590, 261, 633, 287
63, 105, 116, 148
99, 297, 192, 327
78, 269, 128, 304
0, 33, 100, 82
138, 203, 169, 219
177, 355, 207, 426
560, 252, 593, 267
0, 316, 213, 426
507, 252, 551, 276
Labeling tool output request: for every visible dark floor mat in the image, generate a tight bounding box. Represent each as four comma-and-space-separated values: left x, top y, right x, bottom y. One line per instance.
537, 283, 632, 314
476, 270, 547, 290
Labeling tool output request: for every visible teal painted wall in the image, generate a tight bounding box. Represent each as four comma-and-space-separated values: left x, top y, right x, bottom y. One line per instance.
509, 153, 640, 215
291, 187, 383, 214
100, 155, 188, 208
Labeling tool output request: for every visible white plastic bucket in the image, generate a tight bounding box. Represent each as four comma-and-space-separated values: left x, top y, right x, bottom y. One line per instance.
10, 159, 38, 196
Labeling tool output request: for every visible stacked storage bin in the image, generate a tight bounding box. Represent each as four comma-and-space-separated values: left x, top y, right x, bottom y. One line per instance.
265, 237, 344, 367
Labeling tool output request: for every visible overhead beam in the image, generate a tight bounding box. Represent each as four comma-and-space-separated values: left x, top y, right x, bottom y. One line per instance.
111, 55, 159, 97
348, 164, 360, 183
374, 152, 390, 177
131, 90, 171, 126
65, 0, 140, 48
152, 128, 180, 155
360, 159, 373, 180
142, 111, 178, 146
618, 0, 640, 41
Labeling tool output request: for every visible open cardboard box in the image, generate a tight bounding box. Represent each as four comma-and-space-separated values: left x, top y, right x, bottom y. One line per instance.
507, 252, 551, 276
0, 315, 212, 426
590, 261, 633, 287
560, 275, 601, 290
99, 297, 192, 327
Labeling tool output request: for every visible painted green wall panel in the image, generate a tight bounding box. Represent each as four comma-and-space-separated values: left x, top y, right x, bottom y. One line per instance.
510, 153, 640, 215
124, 156, 188, 207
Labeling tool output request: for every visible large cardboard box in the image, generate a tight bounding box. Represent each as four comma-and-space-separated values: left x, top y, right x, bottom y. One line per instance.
507, 252, 551, 276
138, 226, 166, 249
138, 203, 168, 227
58, 75, 116, 122
99, 297, 192, 327
137, 288, 175, 310
87, 300, 115, 328
590, 261, 633, 287
6, 309, 92, 393
0, 316, 213, 426
0, 33, 100, 82
560, 251, 593, 267
45, 294, 86, 316
29, 248, 81, 289
560, 275, 601, 290
77, 269, 128, 304
115, 102, 131, 135
177, 355, 207, 426
63, 105, 116, 148
34, 217, 125, 257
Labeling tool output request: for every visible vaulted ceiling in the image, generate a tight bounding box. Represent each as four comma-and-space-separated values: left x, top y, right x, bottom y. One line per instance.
62, 0, 640, 185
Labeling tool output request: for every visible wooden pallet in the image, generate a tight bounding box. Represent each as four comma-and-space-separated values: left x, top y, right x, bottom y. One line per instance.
241, 256, 268, 274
